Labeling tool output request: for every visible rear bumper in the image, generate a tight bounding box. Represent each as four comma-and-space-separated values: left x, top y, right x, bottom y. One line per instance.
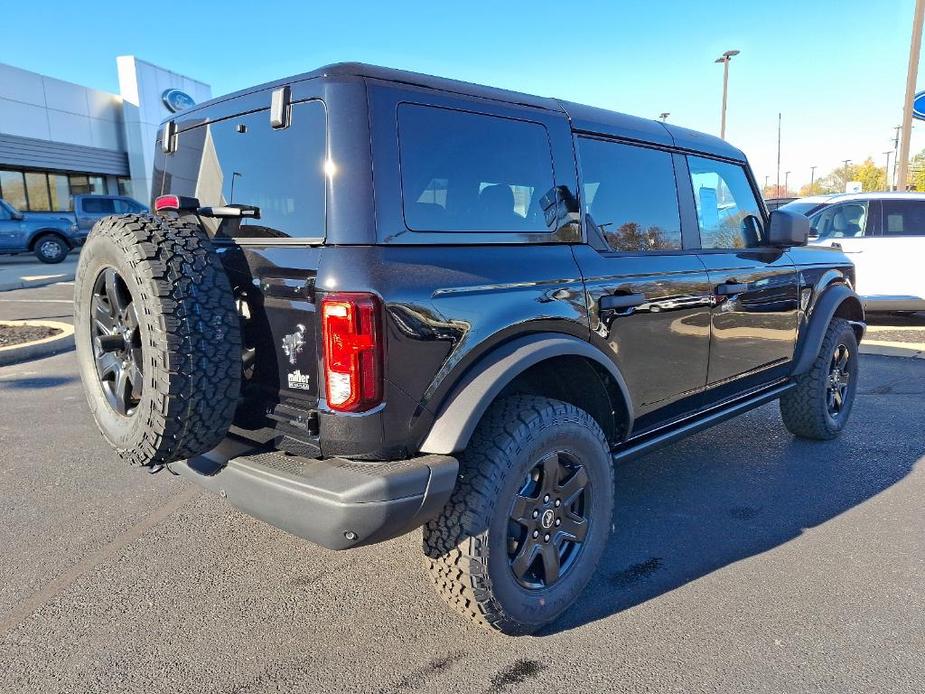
174, 438, 458, 550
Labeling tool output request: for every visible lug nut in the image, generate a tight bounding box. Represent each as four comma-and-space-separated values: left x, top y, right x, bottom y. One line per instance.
532, 530, 539, 538
532, 510, 539, 519
555, 499, 561, 507
555, 518, 561, 526
544, 534, 550, 542
543, 494, 550, 503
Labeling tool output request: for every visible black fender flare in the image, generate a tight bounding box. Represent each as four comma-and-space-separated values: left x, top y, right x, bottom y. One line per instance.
419, 332, 633, 455
791, 283, 865, 376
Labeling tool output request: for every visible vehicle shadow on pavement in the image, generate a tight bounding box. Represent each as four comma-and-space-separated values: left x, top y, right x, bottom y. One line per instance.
542, 361, 924, 635
0, 375, 78, 390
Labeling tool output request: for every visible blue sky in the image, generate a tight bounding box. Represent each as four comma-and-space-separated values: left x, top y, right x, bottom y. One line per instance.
2, 1, 921, 190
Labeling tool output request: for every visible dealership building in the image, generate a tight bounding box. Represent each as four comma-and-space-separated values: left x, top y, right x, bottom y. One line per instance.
0, 57, 210, 212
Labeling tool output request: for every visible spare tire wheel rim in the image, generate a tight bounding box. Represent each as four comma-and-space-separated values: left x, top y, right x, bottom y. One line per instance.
507, 451, 592, 590
90, 267, 143, 416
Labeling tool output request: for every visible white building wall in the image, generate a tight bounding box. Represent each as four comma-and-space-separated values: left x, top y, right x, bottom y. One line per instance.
117, 56, 212, 203
0, 62, 124, 151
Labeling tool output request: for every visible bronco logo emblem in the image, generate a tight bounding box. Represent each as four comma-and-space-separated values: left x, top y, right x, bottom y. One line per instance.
281, 324, 306, 365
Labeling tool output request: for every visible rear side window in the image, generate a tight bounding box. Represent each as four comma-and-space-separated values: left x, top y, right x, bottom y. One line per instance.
578, 138, 682, 252
397, 104, 555, 232
881, 200, 925, 236
688, 156, 764, 249
156, 100, 326, 240
81, 197, 115, 214
114, 199, 145, 214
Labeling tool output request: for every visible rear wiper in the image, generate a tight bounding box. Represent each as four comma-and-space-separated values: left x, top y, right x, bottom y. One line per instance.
154, 195, 260, 219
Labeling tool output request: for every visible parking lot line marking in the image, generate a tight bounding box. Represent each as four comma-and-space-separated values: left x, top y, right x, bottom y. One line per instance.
0, 485, 200, 638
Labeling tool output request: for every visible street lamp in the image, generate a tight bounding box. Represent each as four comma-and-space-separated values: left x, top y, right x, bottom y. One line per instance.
659, 112, 670, 122
884, 151, 894, 190
842, 159, 852, 190
714, 49, 740, 139
810, 165, 817, 192
784, 171, 791, 195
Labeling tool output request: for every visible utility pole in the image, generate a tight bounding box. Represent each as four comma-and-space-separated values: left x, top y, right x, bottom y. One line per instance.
776, 113, 781, 197
784, 171, 791, 195
893, 125, 901, 190
884, 151, 893, 190
810, 165, 817, 193
715, 50, 740, 139
659, 112, 670, 122
898, 0, 925, 190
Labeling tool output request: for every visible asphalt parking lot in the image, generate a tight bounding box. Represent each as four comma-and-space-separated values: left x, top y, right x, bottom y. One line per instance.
0, 280, 923, 693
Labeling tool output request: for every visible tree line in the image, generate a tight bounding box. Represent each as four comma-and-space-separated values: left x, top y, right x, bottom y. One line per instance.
763, 148, 925, 198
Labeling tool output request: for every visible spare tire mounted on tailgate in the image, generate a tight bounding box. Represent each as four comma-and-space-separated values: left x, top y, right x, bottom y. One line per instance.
73, 213, 241, 468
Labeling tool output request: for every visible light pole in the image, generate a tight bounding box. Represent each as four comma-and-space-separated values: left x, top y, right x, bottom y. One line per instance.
898, 0, 925, 190
715, 49, 740, 139
884, 151, 893, 190
842, 159, 852, 190
764, 175, 769, 193
659, 112, 670, 122
810, 165, 817, 193
784, 171, 791, 195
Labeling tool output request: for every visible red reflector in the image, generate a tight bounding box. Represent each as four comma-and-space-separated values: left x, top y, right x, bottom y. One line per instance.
321, 293, 382, 412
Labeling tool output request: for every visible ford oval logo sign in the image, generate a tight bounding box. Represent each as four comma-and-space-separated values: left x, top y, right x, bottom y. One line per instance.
914, 90, 925, 121
162, 89, 196, 113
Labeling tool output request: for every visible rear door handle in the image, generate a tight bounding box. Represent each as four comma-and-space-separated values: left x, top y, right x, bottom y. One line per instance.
599, 292, 647, 310
715, 282, 748, 295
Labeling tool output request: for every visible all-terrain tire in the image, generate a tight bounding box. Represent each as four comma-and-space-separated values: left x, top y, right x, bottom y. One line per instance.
74, 213, 241, 467
423, 396, 614, 635
33, 233, 69, 264
780, 317, 859, 440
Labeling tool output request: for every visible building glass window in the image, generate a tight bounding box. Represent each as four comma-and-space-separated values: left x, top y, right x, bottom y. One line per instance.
69, 174, 107, 196
48, 174, 71, 211
24, 172, 51, 211
117, 177, 134, 198
0, 170, 27, 210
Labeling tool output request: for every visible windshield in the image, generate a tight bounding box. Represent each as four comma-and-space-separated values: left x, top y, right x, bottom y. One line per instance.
779, 201, 825, 216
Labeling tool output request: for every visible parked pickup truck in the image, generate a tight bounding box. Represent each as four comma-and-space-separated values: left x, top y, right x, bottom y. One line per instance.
0, 194, 148, 264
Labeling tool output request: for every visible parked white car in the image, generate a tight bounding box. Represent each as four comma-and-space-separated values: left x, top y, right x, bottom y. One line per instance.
782, 193, 925, 312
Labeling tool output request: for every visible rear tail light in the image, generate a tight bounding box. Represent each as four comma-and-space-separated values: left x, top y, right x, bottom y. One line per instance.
153, 195, 200, 213
321, 293, 383, 412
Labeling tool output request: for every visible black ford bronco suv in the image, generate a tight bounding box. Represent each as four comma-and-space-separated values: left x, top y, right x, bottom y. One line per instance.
74, 63, 865, 635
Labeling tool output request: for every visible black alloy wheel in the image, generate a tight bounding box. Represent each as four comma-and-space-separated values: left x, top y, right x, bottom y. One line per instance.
90, 267, 143, 416
826, 343, 851, 417
508, 452, 591, 589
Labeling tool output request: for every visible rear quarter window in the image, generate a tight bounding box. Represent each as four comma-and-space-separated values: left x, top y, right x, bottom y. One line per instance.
397, 104, 556, 232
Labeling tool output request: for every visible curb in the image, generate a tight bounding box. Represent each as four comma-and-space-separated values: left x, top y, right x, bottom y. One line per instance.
0, 320, 75, 366
0, 270, 76, 293
860, 340, 925, 360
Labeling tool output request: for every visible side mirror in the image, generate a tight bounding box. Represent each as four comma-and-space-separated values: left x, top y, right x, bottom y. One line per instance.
11, 211, 24, 221
768, 209, 809, 247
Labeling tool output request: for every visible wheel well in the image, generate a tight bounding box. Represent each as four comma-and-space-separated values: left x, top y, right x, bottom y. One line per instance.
833, 295, 864, 342
29, 230, 70, 251
497, 355, 629, 445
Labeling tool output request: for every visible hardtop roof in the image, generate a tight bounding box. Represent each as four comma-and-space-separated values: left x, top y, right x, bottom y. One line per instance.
176, 62, 747, 161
